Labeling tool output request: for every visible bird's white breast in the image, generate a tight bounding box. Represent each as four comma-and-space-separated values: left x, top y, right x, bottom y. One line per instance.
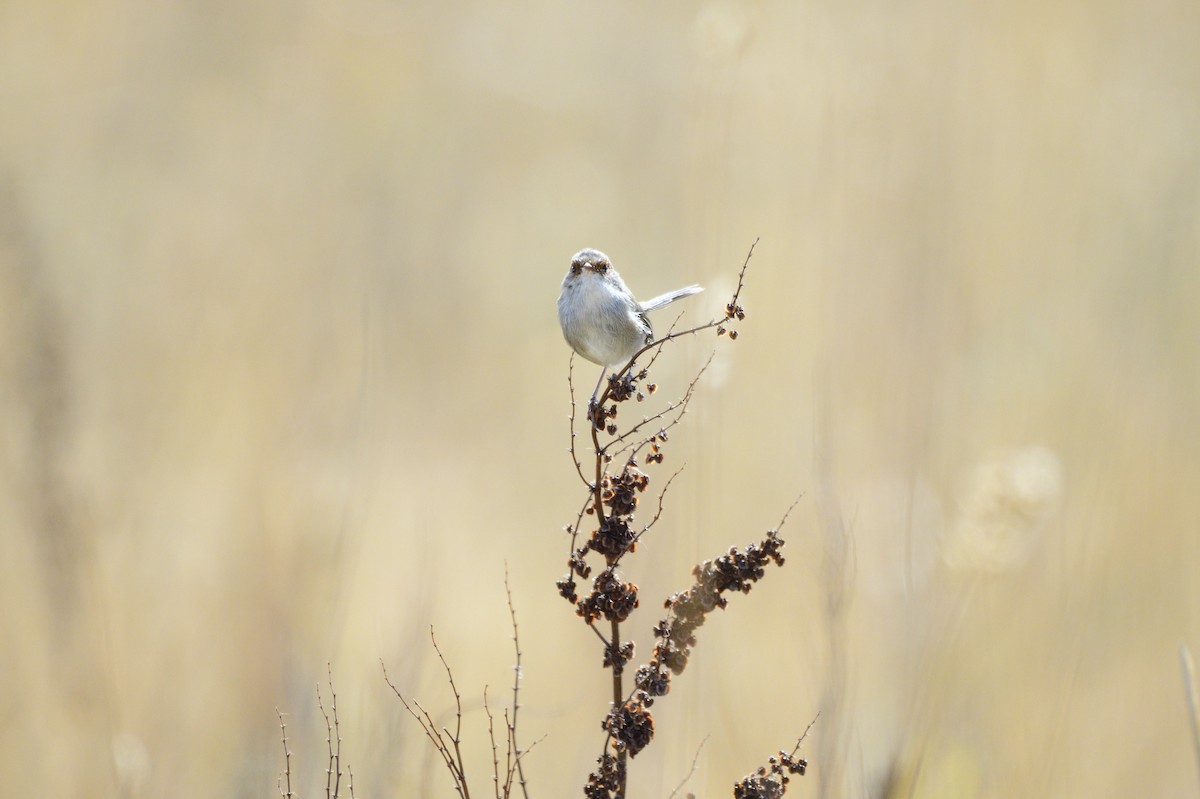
557, 273, 648, 367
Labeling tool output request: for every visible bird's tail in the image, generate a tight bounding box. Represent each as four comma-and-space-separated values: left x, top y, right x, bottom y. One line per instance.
639, 285, 704, 313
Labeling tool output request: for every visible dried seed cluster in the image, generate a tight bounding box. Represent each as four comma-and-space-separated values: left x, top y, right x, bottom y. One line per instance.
592, 530, 789, 768
557, 459, 651, 605
604, 701, 655, 758
576, 567, 639, 625
583, 753, 626, 799
587, 369, 652, 431
717, 300, 747, 339
603, 463, 649, 518
733, 751, 807, 799
654, 531, 787, 676
602, 640, 635, 673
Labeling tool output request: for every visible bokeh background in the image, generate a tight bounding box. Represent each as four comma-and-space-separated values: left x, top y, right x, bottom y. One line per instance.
2, 0, 1198, 796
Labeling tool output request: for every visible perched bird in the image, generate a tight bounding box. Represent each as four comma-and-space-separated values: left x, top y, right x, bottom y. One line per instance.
557, 248, 703, 369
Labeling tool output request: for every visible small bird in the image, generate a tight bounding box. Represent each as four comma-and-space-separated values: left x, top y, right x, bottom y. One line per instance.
558, 248, 703, 392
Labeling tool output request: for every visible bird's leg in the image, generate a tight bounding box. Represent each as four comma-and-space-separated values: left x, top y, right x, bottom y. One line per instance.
591, 368, 608, 402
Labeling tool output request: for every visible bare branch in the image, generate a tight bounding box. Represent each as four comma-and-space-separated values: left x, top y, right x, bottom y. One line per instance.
429, 628, 472, 799
642, 309, 688, 374
788, 712, 819, 760
504, 567, 532, 799
775, 494, 804, 532
329, 665, 344, 799
276, 709, 293, 799
667, 734, 710, 799
484, 686, 502, 799
586, 620, 612, 648
606, 353, 713, 461
606, 317, 723, 397
730, 237, 757, 310
509, 732, 548, 786
416, 698, 464, 786
610, 467, 684, 571
566, 354, 591, 488
565, 493, 591, 555
382, 660, 468, 798
636, 467, 683, 539
316, 668, 344, 799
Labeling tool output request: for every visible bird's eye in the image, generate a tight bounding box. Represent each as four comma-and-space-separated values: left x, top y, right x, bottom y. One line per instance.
596, 262, 609, 273
570, 263, 581, 275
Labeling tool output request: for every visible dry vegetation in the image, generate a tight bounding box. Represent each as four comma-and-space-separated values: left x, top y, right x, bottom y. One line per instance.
1, 0, 1198, 797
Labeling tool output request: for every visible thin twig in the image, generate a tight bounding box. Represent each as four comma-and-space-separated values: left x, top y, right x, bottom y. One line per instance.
317, 684, 332, 799
667, 734, 710, 799
382, 660, 468, 798
504, 566, 531, 799
415, 697, 464, 786
565, 493, 591, 558
775, 494, 804, 532
329, 665, 344, 799
609, 317, 727, 393
730, 237, 757, 308
484, 686, 502, 799
566, 355, 590, 488
608, 354, 714, 462
510, 734, 548, 775
317, 670, 344, 799
610, 467, 684, 570
637, 467, 684, 537
593, 312, 713, 416
789, 712, 819, 759
503, 709, 516, 794
642, 310, 688, 374
430, 628, 472, 799
586, 620, 612, 648
276, 709, 293, 799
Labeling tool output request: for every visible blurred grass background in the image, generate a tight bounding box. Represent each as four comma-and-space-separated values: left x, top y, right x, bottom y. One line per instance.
1, 0, 1198, 796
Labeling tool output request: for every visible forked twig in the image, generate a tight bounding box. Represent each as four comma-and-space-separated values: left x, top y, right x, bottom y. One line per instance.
430, 629, 470, 797
382, 646, 471, 798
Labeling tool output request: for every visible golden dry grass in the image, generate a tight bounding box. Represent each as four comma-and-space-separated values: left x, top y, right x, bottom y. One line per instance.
1, 0, 1198, 796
